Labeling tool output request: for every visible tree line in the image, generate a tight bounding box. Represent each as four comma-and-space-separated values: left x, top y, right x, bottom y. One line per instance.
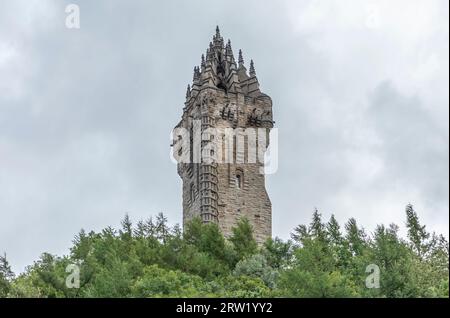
0, 204, 448, 298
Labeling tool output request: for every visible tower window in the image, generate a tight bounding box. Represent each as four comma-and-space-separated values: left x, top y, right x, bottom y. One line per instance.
236, 174, 242, 189
235, 169, 244, 189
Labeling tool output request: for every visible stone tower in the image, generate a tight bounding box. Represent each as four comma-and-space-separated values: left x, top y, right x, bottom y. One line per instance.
172, 27, 274, 244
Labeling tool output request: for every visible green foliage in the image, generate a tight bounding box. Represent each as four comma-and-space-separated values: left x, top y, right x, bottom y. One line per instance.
212, 275, 271, 298
262, 238, 292, 269
279, 268, 359, 298
184, 217, 229, 262
229, 218, 258, 259
0, 254, 14, 297
405, 204, 430, 259
132, 265, 207, 297
233, 254, 278, 288
345, 218, 367, 257
2, 205, 448, 298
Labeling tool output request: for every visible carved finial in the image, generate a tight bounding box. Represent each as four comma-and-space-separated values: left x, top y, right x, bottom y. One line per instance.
249, 59, 256, 76
193, 66, 200, 81
201, 54, 206, 68
226, 39, 233, 56
186, 84, 191, 98
238, 49, 244, 66
216, 25, 220, 37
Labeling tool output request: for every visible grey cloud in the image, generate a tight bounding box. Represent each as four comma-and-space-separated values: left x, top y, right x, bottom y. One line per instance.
0, 0, 448, 273
367, 81, 448, 206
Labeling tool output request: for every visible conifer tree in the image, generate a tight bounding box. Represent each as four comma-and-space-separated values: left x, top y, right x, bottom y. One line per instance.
327, 215, 343, 245
230, 218, 258, 259
155, 212, 169, 243
309, 208, 328, 243
405, 204, 430, 259
345, 218, 366, 256
120, 213, 133, 240
0, 253, 14, 297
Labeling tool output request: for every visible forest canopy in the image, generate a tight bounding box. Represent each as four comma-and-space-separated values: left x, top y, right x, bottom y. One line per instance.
0, 204, 448, 298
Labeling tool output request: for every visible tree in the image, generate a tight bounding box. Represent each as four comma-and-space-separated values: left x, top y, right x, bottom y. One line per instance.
155, 212, 170, 243
369, 224, 415, 297
429, 234, 449, 276
262, 238, 293, 269
229, 218, 258, 260
405, 204, 430, 259
145, 217, 157, 238
120, 213, 133, 240
278, 239, 358, 297
184, 218, 229, 262
183, 217, 204, 247
233, 254, 278, 288
327, 215, 343, 246
291, 208, 328, 246
0, 253, 14, 297
345, 218, 367, 256
83, 256, 135, 297
310, 208, 328, 243
291, 224, 309, 246
132, 264, 207, 297
212, 275, 271, 298
326, 215, 351, 270
279, 268, 358, 298
134, 220, 147, 239
4, 208, 448, 299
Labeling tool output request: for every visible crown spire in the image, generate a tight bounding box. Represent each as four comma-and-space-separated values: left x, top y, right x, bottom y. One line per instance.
238, 49, 244, 66
249, 59, 256, 76
226, 39, 233, 56
215, 25, 220, 37
193, 66, 200, 81
186, 84, 191, 99
201, 54, 206, 68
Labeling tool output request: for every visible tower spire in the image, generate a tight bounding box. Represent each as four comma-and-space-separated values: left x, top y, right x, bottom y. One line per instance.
186, 84, 191, 99
226, 39, 234, 57
238, 49, 244, 66
215, 25, 220, 37
249, 59, 256, 77
201, 54, 206, 69
193, 66, 200, 82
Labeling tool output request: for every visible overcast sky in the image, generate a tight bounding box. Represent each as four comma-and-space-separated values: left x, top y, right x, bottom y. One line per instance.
0, 0, 448, 273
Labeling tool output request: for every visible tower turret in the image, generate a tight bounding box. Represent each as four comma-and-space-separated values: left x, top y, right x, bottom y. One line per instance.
172, 27, 274, 244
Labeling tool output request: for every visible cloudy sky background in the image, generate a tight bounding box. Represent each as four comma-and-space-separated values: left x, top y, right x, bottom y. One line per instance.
0, 0, 448, 273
